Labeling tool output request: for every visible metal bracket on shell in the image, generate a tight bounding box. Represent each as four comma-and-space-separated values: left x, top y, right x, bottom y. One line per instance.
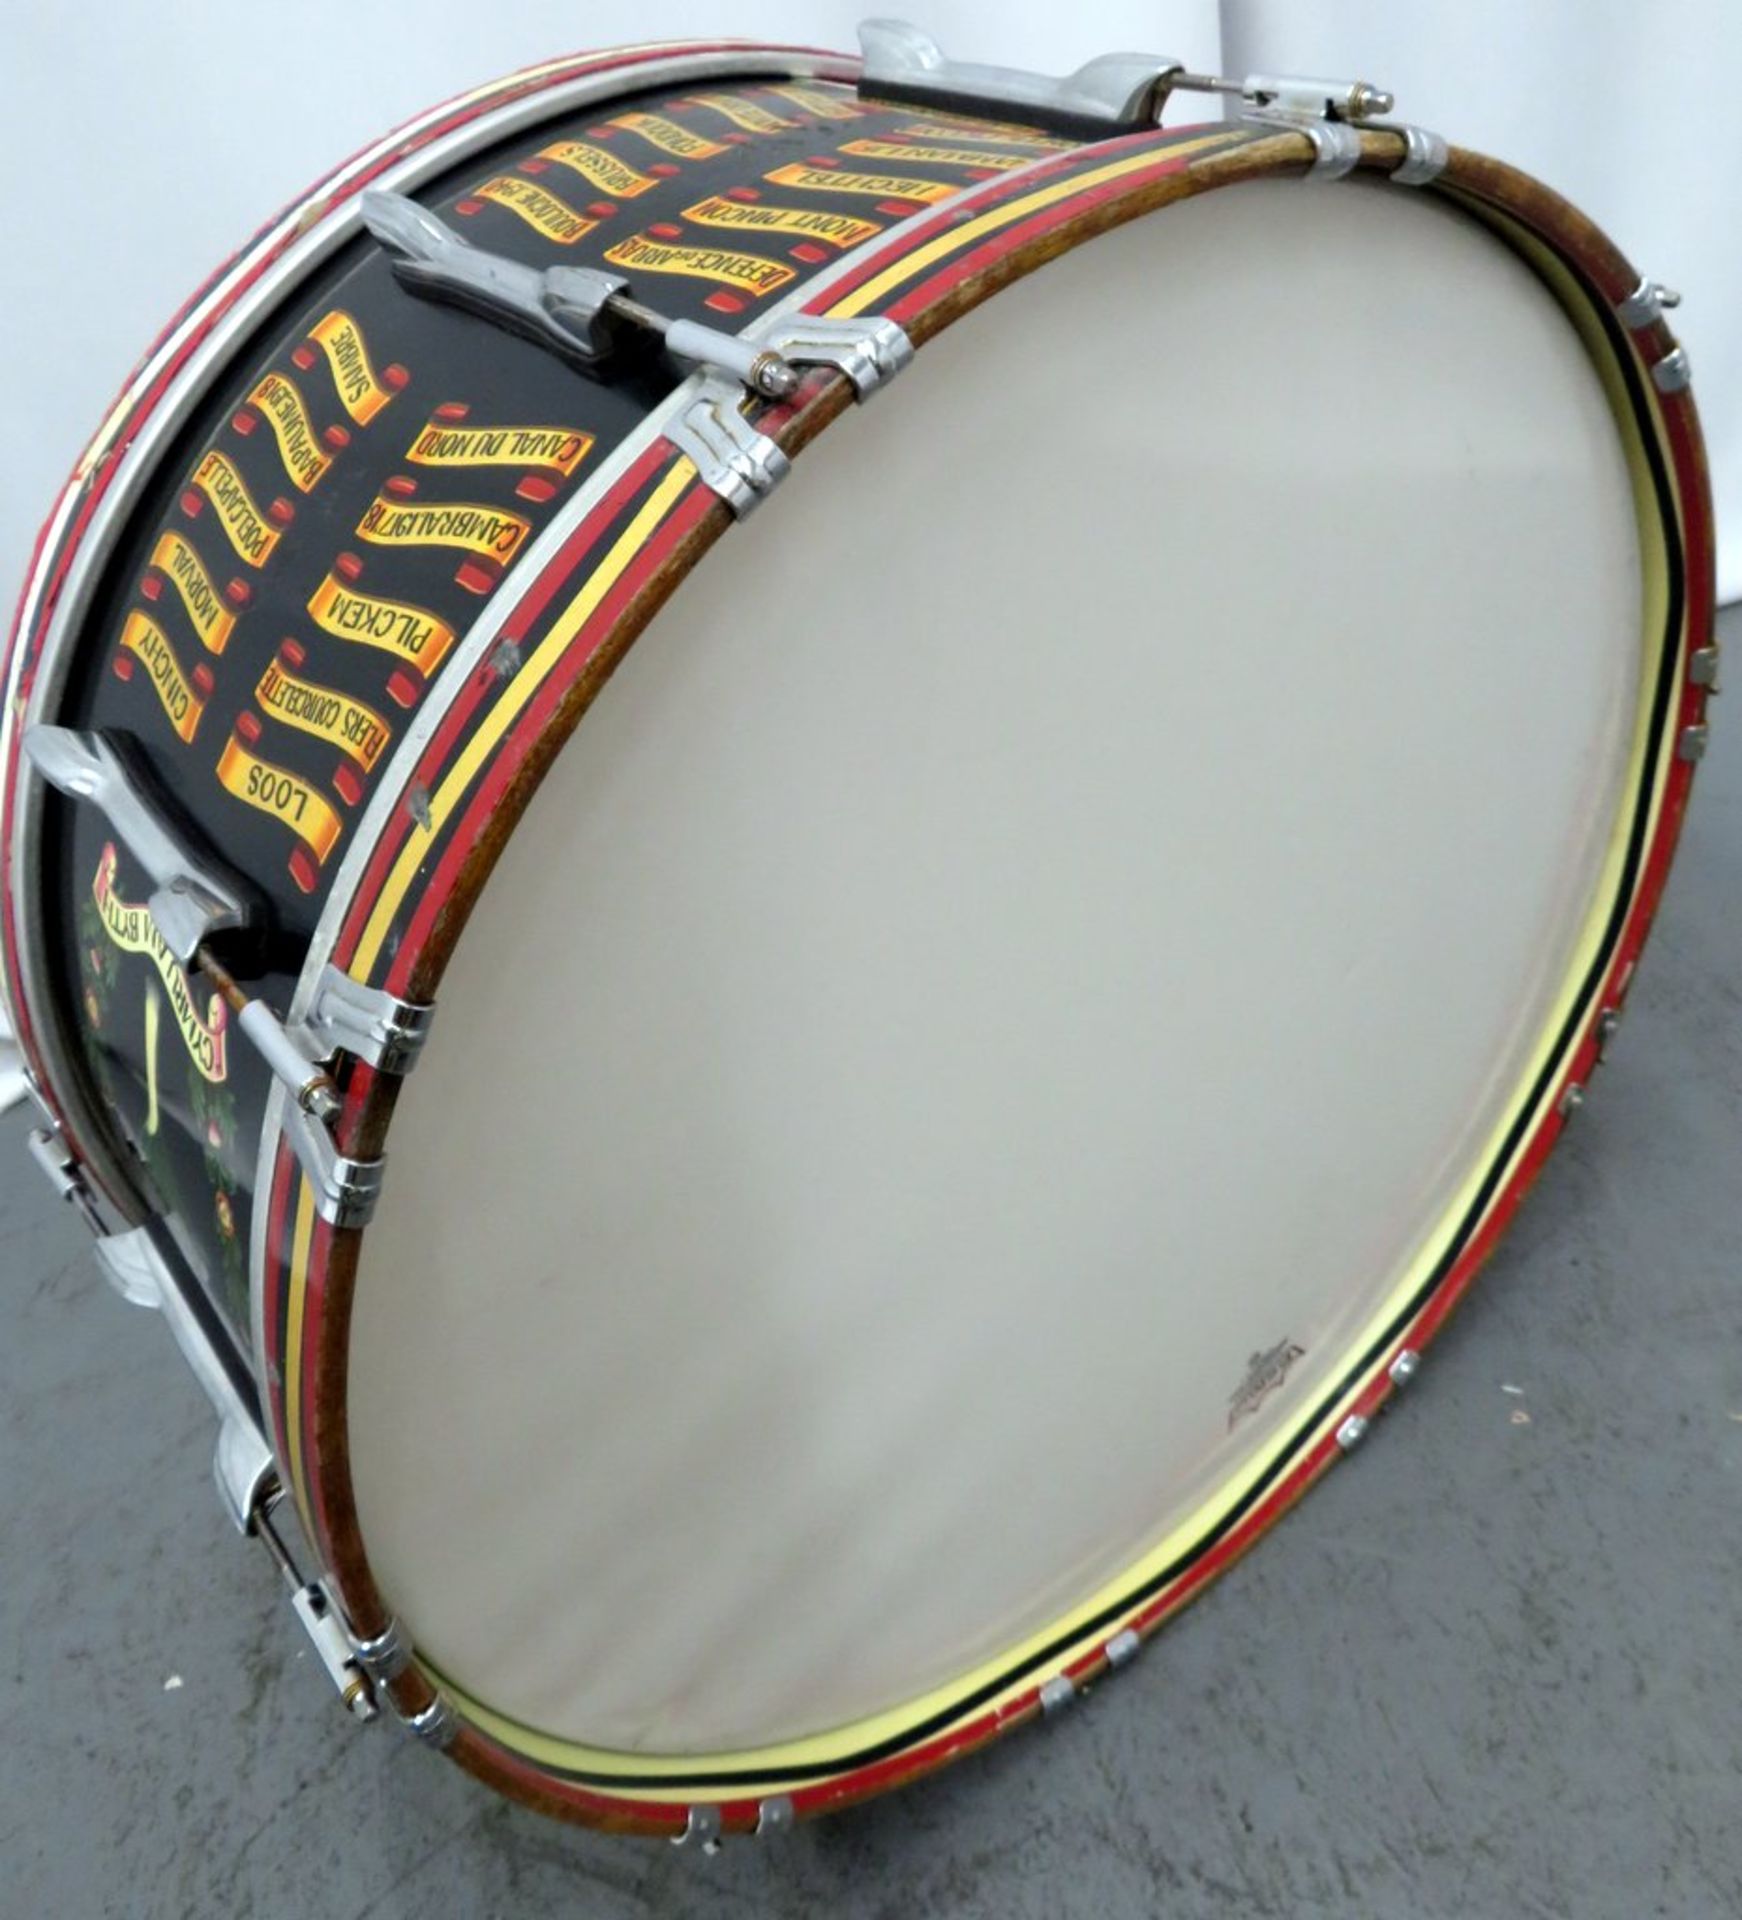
666, 315, 914, 519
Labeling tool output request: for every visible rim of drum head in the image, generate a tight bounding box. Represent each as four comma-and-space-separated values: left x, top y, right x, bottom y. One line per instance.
261, 122, 1713, 1833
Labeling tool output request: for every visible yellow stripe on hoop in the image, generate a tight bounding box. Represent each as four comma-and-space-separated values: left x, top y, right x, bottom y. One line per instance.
824, 130, 1241, 320
351, 459, 697, 981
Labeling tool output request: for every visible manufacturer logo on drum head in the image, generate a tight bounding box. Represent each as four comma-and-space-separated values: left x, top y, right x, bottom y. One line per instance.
1227, 1339, 1306, 1430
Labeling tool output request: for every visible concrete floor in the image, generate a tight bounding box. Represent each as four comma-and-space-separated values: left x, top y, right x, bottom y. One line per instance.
2, 606, 1737, 1920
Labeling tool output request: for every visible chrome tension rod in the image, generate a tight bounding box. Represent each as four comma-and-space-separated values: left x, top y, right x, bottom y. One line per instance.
362, 189, 802, 399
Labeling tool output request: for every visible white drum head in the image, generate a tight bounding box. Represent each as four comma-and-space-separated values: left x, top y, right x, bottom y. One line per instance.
347, 177, 1644, 1756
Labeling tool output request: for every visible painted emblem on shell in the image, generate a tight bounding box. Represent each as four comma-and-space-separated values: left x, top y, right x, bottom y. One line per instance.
1227, 1339, 1306, 1430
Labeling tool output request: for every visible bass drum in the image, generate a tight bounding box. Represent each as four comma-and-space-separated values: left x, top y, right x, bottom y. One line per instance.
0, 26, 1714, 1834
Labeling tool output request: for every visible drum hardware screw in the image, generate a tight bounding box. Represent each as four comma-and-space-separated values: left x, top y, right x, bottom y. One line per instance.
755, 1796, 795, 1837
352, 1616, 413, 1685
747, 349, 801, 400
1676, 724, 1709, 763
610, 289, 800, 398
1166, 70, 1394, 122
365, 190, 801, 399
23, 1064, 56, 1125
1388, 1348, 1422, 1388
1165, 69, 1244, 99
407, 784, 434, 830
399, 1695, 459, 1749
1651, 345, 1692, 395
1345, 82, 1394, 119
199, 947, 344, 1119
25, 1124, 107, 1236
1038, 1674, 1077, 1716
253, 1490, 380, 1723
1389, 126, 1450, 189
1557, 1084, 1586, 1120
672, 1805, 723, 1851
1688, 646, 1720, 689
1104, 1627, 1142, 1668
1335, 1413, 1370, 1452
1617, 278, 1683, 330
1241, 73, 1394, 122
490, 638, 523, 680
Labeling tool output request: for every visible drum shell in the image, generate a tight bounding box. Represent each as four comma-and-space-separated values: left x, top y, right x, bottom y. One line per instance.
0, 42, 1716, 1833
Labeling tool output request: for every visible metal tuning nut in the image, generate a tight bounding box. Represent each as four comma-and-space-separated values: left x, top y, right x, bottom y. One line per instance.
856, 19, 1183, 138
1652, 345, 1692, 394
1243, 73, 1395, 122
1335, 1413, 1370, 1452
